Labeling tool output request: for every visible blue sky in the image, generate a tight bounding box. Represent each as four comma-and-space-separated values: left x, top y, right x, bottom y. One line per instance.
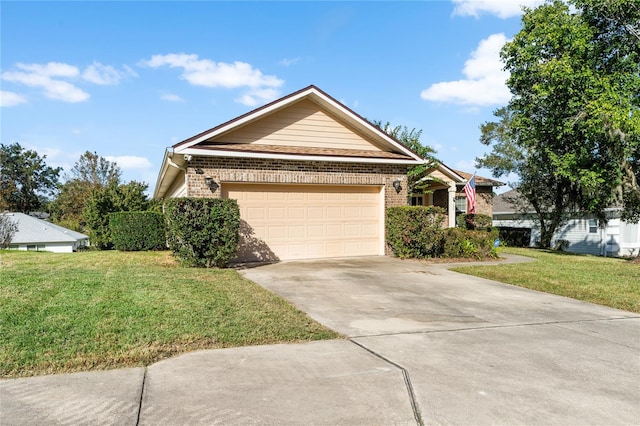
1, 0, 541, 193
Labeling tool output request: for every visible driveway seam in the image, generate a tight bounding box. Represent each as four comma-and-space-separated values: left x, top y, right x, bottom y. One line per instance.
135, 367, 147, 426
349, 339, 424, 426
348, 316, 640, 340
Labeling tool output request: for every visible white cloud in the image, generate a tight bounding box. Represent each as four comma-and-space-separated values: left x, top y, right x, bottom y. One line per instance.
105, 155, 153, 171
452, 0, 542, 19
0, 90, 28, 107
140, 53, 283, 105
2, 62, 90, 103
420, 33, 511, 106
82, 61, 127, 85
236, 87, 281, 107
160, 93, 185, 102
279, 57, 301, 67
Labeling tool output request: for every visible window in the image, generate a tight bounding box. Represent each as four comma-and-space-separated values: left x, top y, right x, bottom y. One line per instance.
454, 196, 467, 213
411, 196, 423, 206
27, 245, 37, 251
588, 219, 598, 234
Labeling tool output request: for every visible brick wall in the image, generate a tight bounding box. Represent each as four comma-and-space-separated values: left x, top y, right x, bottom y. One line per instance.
186, 156, 409, 209
455, 186, 494, 216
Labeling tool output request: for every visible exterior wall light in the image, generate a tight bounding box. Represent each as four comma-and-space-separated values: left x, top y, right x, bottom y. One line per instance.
393, 179, 402, 193
204, 176, 219, 192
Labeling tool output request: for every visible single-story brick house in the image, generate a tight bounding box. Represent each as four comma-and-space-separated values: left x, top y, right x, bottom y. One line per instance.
154, 85, 426, 262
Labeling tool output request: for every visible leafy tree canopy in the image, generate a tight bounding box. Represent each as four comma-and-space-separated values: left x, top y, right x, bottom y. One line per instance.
372, 120, 438, 196
69, 151, 122, 186
0, 143, 61, 213
478, 0, 639, 247
49, 151, 123, 229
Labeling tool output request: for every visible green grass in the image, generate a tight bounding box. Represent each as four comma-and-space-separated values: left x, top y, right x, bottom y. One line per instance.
451, 247, 640, 313
0, 250, 340, 378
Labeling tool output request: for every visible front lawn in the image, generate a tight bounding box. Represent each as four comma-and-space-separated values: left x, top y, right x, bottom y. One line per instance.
451, 247, 640, 313
0, 250, 339, 378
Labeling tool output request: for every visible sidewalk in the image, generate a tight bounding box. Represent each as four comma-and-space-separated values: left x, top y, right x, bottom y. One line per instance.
1, 340, 417, 425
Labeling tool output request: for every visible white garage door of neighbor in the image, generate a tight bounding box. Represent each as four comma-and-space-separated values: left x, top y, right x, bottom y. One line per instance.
223, 184, 383, 261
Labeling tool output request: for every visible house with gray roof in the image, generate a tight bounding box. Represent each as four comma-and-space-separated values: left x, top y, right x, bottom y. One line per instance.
493, 189, 640, 257
3, 213, 89, 253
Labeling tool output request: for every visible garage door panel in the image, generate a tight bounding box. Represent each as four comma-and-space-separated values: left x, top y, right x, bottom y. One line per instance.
288, 225, 306, 238
360, 224, 379, 237
344, 223, 362, 237
267, 226, 287, 238
289, 207, 305, 220
343, 206, 360, 218
267, 207, 286, 219
307, 225, 325, 238
246, 207, 266, 220
307, 207, 324, 219
223, 184, 382, 261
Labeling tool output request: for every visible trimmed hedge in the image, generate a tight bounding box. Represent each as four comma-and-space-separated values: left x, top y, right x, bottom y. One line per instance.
386, 206, 498, 259
386, 206, 446, 258
109, 211, 166, 251
456, 213, 493, 230
443, 227, 499, 259
164, 198, 240, 268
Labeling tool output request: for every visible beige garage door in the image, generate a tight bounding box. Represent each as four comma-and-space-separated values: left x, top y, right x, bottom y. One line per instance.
223, 184, 383, 262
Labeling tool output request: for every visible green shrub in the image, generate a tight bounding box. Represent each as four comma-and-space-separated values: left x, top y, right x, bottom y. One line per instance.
164, 198, 240, 268
456, 213, 493, 230
443, 227, 499, 259
386, 206, 446, 258
109, 211, 166, 251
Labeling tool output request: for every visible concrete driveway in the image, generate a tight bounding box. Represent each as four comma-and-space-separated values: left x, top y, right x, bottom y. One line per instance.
240, 255, 640, 425
2, 255, 639, 425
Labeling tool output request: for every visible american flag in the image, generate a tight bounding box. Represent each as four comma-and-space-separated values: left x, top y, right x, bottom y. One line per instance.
463, 174, 476, 214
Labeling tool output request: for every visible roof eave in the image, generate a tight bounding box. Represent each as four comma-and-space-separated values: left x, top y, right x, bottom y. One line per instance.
179, 147, 424, 165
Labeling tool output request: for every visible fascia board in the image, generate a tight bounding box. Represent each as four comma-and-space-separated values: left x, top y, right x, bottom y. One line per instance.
180, 147, 424, 165
153, 149, 172, 199
420, 163, 465, 183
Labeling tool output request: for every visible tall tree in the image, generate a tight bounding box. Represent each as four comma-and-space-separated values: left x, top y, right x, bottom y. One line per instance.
372, 121, 438, 196
0, 143, 61, 213
83, 180, 149, 249
478, 0, 639, 247
504, 0, 639, 222
70, 151, 121, 186
49, 151, 123, 229
478, 107, 579, 247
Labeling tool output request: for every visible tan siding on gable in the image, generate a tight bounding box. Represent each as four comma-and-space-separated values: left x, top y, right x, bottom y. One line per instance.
211, 99, 384, 152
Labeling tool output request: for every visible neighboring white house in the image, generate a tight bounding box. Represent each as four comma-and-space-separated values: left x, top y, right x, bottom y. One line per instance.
2, 212, 89, 253
493, 190, 640, 257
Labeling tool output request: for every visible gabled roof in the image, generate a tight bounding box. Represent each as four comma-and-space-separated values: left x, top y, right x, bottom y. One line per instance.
171, 85, 424, 163
493, 189, 523, 214
155, 85, 426, 198
453, 170, 505, 187
3, 213, 89, 244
